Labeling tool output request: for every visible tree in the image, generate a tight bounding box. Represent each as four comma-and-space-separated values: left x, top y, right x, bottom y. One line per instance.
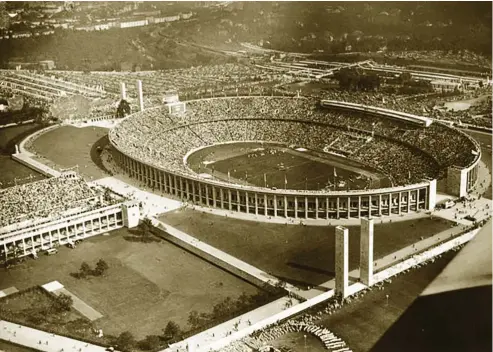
187, 310, 201, 329
163, 321, 181, 341
79, 261, 91, 278
52, 293, 73, 313
116, 331, 136, 352
94, 259, 109, 276
116, 99, 131, 119
141, 217, 153, 237
138, 335, 162, 350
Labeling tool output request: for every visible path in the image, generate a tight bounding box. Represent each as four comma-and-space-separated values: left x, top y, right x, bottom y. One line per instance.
0, 321, 108, 352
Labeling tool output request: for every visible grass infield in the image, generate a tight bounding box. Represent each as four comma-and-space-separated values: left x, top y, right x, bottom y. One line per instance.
187, 142, 391, 191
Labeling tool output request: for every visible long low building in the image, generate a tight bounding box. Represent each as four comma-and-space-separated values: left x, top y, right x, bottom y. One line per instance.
0, 174, 140, 261
321, 100, 433, 127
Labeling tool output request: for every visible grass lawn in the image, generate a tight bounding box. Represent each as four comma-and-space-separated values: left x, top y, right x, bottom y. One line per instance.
159, 209, 453, 288
0, 124, 45, 188
0, 228, 262, 339
0, 340, 40, 352
29, 125, 111, 181
188, 142, 389, 191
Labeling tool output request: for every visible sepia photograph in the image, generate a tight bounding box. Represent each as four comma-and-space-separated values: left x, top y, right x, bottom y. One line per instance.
0, 1, 491, 352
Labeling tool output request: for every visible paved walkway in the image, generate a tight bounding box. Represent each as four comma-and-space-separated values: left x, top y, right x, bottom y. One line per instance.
53, 288, 103, 322
0, 321, 107, 352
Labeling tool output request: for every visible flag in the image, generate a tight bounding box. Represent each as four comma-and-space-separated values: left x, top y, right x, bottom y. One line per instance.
333, 167, 337, 178
228, 170, 231, 180
285, 174, 288, 185
264, 173, 267, 185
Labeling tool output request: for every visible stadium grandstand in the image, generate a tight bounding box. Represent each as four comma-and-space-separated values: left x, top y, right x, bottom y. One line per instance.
109, 96, 481, 221
0, 172, 139, 262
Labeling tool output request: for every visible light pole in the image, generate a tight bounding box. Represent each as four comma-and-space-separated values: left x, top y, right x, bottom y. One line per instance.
304, 334, 307, 351
385, 294, 389, 306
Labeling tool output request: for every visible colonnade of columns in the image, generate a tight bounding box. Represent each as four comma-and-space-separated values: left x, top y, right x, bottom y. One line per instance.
115, 150, 433, 221
1, 210, 123, 260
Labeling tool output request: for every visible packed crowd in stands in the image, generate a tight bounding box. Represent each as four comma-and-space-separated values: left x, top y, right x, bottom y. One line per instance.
49, 64, 272, 98
111, 96, 479, 189
317, 87, 493, 128
0, 176, 99, 228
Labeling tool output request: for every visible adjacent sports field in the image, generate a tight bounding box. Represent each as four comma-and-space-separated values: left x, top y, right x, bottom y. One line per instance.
0, 124, 45, 188
187, 142, 391, 190
29, 125, 111, 181
0, 228, 262, 339
159, 209, 453, 288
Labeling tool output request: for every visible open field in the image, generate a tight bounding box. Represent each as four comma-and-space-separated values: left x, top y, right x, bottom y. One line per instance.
188, 142, 390, 191
0, 228, 262, 339
29, 125, 110, 181
0, 124, 45, 188
159, 209, 453, 288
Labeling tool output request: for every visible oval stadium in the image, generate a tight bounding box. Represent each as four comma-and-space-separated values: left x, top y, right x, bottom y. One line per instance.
109, 96, 481, 221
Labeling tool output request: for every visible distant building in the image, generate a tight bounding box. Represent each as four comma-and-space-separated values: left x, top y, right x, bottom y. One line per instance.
39, 60, 56, 70
430, 80, 461, 93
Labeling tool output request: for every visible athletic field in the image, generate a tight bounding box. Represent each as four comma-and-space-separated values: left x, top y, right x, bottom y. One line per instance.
0, 124, 45, 188
187, 142, 391, 191
159, 208, 453, 288
29, 125, 110, 181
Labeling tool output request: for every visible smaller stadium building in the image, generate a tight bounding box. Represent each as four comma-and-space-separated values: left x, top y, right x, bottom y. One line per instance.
0, 173, 139, 262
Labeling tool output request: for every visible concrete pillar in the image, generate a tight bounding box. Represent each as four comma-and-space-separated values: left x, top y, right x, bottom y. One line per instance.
358, 196, 361, 218
284, 196, 288, 217
192, 181, 196, 203
199, 183, 203, 204
255, 193, 258, 215
205, 185, 209, 206
237, 190, 241, 211
220, 188, 224, 209
228, 190, 232, 211
428, 179, 436, 210
137, 80, 144, 111
315, 197, 319, 219
264, 194, 268, 216
245, 192, 249, 213
398, 192, 402, 215
407, 190, 411, 213
325, 197, 329, 219
120, 82, 126, 101
378, 194, 382, 216
347, 196, 351, 218
335, 226, 349, 298
360, 217, 374, 286
212, 187, 217, 208
294, 196, 298, 218
304, 196, 308, 219
336, 197, 340, 218
273, 195, 277, 217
